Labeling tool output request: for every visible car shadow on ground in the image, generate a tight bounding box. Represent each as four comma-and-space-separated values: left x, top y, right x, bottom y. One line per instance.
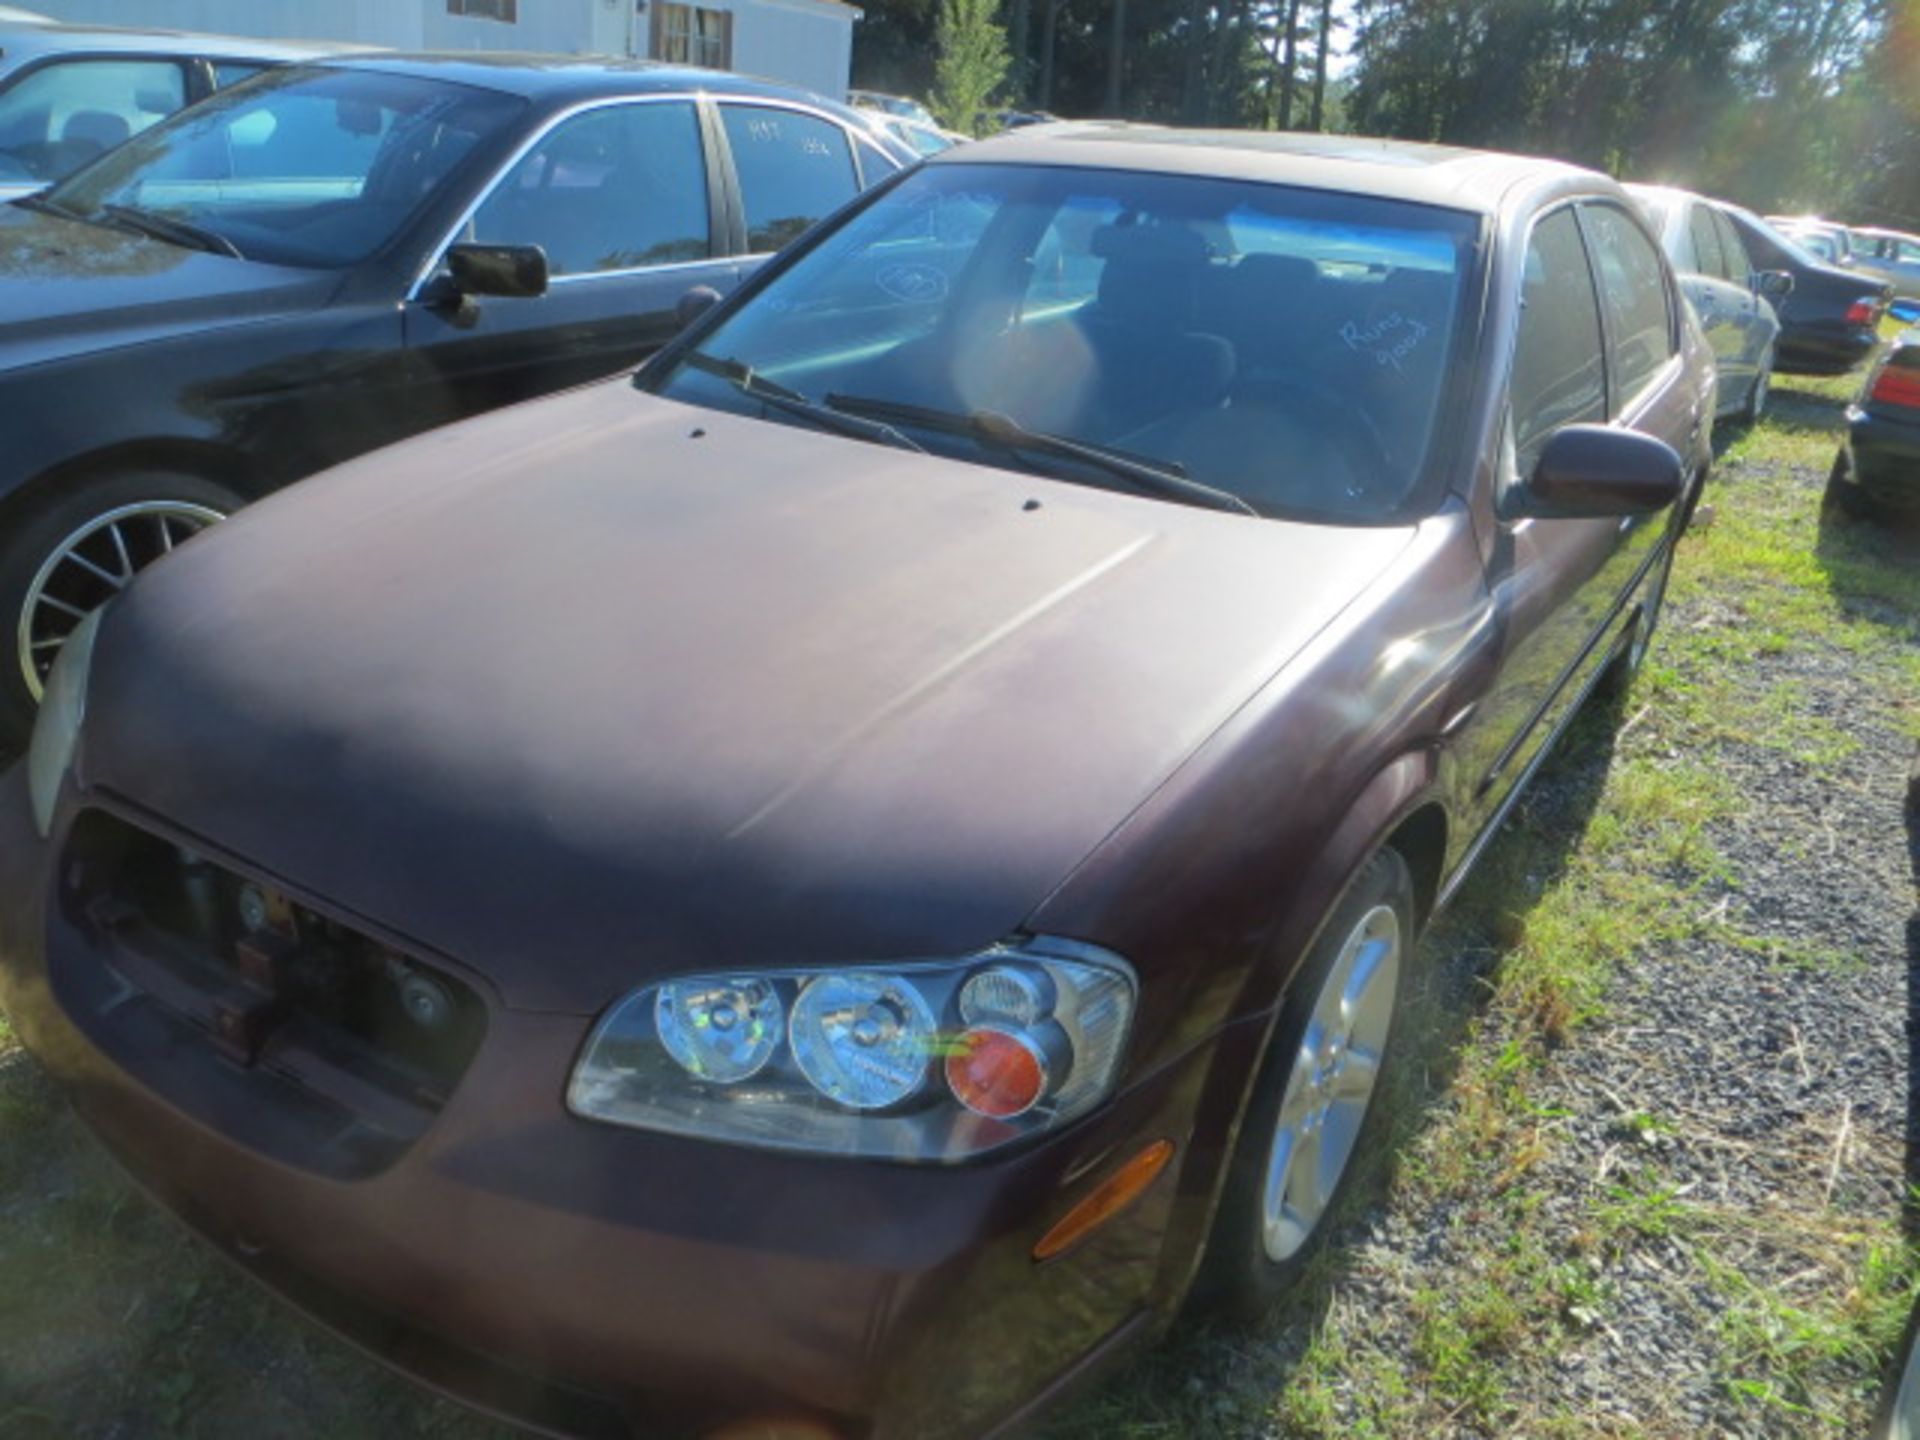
1044, 679, 1634, 1433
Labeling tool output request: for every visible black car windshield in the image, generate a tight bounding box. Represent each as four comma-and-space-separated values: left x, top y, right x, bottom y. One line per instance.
652, 162, 1480, 522
45, 66, 523, 268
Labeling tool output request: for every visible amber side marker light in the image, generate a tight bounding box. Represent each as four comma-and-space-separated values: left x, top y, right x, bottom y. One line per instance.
1032, 1139, 1176, 1263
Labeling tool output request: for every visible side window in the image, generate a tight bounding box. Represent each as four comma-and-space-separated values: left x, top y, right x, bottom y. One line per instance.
1710, 208, 1749, 285
0, 59, 188, 184
721, 105, 858, 253
1582, 203, 1674, 413
1686, 205, 1723, 279
471, 101, 709, 277
1511, 208, 1607, 473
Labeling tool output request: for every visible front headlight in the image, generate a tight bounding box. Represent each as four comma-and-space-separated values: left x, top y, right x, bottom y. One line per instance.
26, 609, 100, 838
567, 938, 1136, 1162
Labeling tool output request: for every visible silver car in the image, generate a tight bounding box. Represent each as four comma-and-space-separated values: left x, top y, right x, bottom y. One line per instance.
1849, 227, 1920, 304
1631, 184, 1789, 423
0, 21, 356, 202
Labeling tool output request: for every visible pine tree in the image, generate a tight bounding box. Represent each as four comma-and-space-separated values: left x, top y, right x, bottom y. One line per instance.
933, 0, 1013, 134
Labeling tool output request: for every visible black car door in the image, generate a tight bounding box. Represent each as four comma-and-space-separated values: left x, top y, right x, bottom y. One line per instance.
402, 96, 742, 422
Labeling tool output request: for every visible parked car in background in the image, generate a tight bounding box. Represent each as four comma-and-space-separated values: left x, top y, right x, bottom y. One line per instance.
873, 112, 965, 157
1722, 205, 1889, 374
1628, 184, 1788, 423
0, 54, 911, 745
1, 129, 1710, 1440
0, 21, 358, 201
1827, 327, 1920, 517
1766, 213, 1855, 267
996, 107, 1062, 129
848, 87, 935, 126
1849, 227, 1920, 304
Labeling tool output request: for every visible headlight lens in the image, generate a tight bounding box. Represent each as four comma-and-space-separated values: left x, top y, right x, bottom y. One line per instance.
567, 939, 1136, 1162
26, 609, 100, 838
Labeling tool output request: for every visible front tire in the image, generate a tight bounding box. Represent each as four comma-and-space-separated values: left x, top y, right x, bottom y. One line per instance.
1195, 848, 1416, 1319
0, 470, 240, 748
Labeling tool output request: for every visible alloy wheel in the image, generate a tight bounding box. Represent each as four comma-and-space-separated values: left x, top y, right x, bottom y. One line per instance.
18, 501, 224, 700
1260, 902, 1401, 1263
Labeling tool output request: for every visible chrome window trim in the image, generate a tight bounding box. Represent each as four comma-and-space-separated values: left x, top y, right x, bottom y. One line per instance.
407, 90, 877, 302
545, 253, 735, 287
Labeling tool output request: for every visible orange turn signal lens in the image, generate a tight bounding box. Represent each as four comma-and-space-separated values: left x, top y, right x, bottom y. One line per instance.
1032, 1138, 1176, 1262
945, 1025, 1047, 1118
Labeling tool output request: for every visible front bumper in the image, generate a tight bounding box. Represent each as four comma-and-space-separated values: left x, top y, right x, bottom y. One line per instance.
0, 772, 1243, 1440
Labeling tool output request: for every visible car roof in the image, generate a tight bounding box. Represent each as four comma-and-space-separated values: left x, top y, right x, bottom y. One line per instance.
330, 51, 855, 110
926, 124, 1608, 215
0, 22, 366, 65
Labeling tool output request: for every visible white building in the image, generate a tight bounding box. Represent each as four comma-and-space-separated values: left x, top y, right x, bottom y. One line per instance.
28, 0, 861, 99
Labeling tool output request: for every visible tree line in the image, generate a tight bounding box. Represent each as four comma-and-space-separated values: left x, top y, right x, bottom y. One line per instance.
853, 0, 1919, 224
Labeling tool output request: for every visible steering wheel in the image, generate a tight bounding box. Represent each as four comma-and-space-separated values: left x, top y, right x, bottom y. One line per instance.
1244, 367, 1397, 504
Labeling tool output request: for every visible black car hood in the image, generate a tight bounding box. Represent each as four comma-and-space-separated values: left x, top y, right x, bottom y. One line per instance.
83, 381, 1416, 1013
0, 203, 331, 371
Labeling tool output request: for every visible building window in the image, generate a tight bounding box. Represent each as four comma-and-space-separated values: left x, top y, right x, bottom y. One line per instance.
654, 3, 732, 69
448, 0, 518, 21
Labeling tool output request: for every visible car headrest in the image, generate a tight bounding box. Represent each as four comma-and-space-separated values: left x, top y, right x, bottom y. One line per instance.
60, 110, 130, 152
1089, 221, 1212, 264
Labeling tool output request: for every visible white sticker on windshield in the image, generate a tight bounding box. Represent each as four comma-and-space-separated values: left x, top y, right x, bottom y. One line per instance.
1340, 310, 1430, 371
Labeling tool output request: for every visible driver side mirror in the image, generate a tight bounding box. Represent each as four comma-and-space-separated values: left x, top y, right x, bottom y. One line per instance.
446, 243, 549, 300
1753, 269, 1794, 300
1505, 424, 1685, 521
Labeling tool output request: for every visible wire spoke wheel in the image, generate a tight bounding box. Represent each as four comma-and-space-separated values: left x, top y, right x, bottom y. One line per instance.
18, 501, 224, 701
1260, 902, 1401, 1263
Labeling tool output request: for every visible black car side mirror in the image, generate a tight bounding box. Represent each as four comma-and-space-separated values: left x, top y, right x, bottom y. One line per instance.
1505, 424, 1685, 521
1753, 269, 1795, 300
446, 243, 549, 300
675, 284, 723, 330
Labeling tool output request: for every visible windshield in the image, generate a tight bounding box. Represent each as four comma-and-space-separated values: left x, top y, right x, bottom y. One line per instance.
651, 162, 1479, 523
45, 66, 523, 268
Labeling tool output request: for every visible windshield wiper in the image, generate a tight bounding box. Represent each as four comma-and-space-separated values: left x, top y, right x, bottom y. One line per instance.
821, 395, 1259, 516
100, 203, 244, 259
683, 352, 924, 454
16, 192, 95, 223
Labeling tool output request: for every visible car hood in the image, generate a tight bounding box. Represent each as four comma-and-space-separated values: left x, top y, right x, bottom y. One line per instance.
84, 382, 1417, 1013
0, 203, 329, 371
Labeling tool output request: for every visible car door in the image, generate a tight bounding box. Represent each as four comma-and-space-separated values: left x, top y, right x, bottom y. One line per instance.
1681, 200, 1748, 398
402, 96, 743, 421
1462, 201, 1684, 826
0, 54, 191, 191
1709, 203, 1772, 375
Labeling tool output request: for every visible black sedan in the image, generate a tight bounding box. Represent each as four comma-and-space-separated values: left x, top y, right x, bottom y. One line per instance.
1828, 328, 1920, 517
1723, 203, 1890, 375
0, 54, 910, 745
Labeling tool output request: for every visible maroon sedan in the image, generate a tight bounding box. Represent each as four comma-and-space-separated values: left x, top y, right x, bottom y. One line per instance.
0, 130, 1713, 1438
